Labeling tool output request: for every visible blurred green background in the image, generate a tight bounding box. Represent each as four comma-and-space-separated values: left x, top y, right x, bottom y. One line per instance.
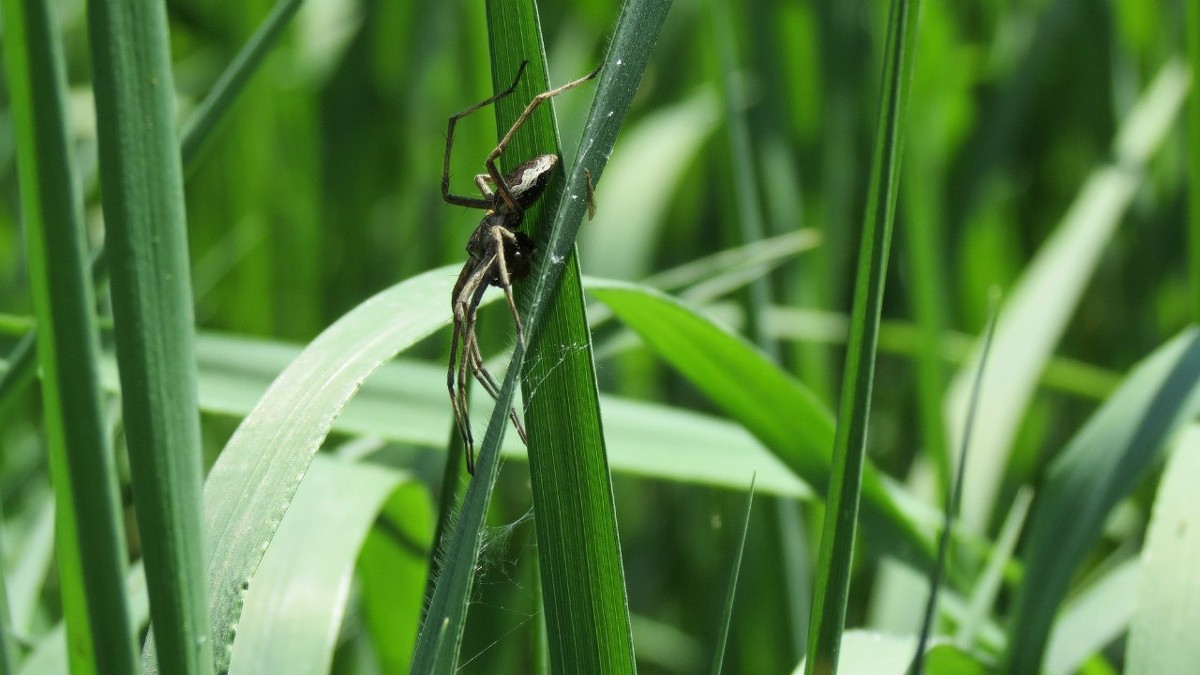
0, 0, 1193, 673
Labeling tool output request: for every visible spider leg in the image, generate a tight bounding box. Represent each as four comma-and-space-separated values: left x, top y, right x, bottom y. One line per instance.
463, 331, 529, 445
461, 255, 529, 444
443, 62, 531, 209
488, 225, 528, 348
474, 173, 496, 199
485, 65, 602, 214
449, 260, 492, 473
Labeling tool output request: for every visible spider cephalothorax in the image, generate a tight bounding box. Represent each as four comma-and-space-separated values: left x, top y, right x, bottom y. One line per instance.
441, 61, 598, 473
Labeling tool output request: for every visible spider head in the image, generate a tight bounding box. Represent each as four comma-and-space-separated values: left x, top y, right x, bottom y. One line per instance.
503, 154, 558, 209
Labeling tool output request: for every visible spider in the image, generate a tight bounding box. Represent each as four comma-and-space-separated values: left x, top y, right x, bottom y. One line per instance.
442, 60, 599, 474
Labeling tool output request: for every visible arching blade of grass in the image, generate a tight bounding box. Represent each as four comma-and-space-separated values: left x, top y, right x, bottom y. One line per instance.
227, 457, 430, 675
805, 0, 922, 671
587, 281, 931, 566
138, 267, 458, 674
1004, 328, 1200, 673
4, 1, 137, 673
410, 0, 669, 672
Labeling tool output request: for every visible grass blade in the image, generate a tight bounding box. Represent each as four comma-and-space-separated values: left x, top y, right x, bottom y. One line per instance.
487, 1, 656, 671
180, 0, 305, 168
1004, 329, 1200, 673
227, 457, 426, 675
411, 1, 669, 671
710, 477, 756, 675
87, 0, 213, 671
3, 0, 138, 672
183, 268, 456, 673
587, 280, 930, 565
910, 300, 997, 674
804, 0, 922, 672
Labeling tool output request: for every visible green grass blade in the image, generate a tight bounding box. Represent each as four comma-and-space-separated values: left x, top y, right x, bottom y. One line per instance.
180, 0, 305, 168
411, 1, 668, 671
1126, 425, 1200, 674
911, 303, 997, 675
0, 0, 300, 430
87, 0, 213, 671
586, 281, 930, 564
3, 1, 138, 673
228, 457, 427, 675
804, 0, 921, 672
488, 1, 656, 671
710, 477, 755, 675
945, 60, 1191, 532
1004, 328, 1200, 673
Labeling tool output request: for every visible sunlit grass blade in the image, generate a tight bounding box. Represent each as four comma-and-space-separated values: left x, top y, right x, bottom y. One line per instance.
944, 60, 1191, 532
3, 1, 137, 673
1004, 329, 1200, 673
102, 326, 812, 498
953, 486, 1031, 649
1126, 425, 1200, 674
1042, 558, 1138, 675
805, 0, 922, 671
228, 457, 428, 675
149, 267, 457, 674
0, 525, 13, 675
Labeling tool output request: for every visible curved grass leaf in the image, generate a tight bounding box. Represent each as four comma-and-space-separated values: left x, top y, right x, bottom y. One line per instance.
142, 267, 460, 674
586, 280, 931, 564
228, 456, 429, 675
192, 335, 808, 496
1004, 328, 1200, 673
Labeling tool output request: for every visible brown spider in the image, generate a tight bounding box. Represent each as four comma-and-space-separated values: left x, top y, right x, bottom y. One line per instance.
442, 61, 599, 474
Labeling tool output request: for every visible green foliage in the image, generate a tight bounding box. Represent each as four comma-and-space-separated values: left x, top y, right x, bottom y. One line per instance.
0, 0, 1195, 673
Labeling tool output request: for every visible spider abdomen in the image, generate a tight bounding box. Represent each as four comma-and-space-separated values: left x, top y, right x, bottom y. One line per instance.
504, 154, 557, 208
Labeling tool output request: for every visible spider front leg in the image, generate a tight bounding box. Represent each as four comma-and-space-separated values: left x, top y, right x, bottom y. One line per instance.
441, 62, 530, 209
484, 65, 602, 213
